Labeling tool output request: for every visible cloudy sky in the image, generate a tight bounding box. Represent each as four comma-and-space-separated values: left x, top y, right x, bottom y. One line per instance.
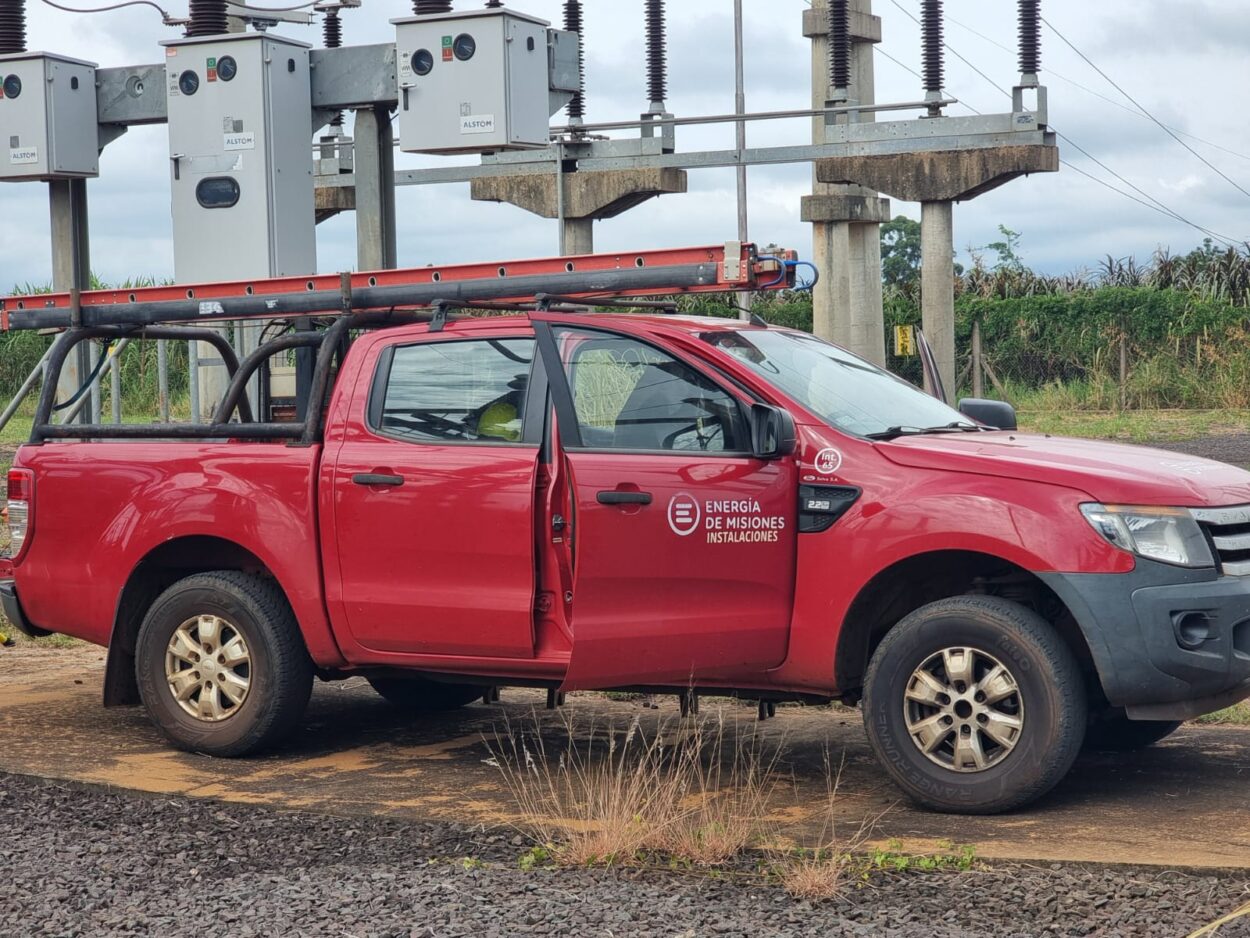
2, 0, 1248, 290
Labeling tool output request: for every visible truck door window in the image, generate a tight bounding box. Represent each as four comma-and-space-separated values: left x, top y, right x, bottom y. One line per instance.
373, 338, 535, 444
554, 328, 747, 453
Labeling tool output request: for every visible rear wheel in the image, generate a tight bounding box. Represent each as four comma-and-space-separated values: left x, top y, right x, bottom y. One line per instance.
863, 595, 1087, 814
367, 676, 484, 712
1084, 714, 1182, 751
135, 571, 313, 757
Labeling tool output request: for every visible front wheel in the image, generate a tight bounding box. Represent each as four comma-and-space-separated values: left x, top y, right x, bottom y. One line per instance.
863, 596, 1087, 814
135, 571, 313, 757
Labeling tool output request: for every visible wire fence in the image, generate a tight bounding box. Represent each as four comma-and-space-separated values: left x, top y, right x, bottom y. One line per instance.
884, 310, 1250, 414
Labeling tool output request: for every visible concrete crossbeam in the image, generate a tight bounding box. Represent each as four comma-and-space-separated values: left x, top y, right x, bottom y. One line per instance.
469, 168, 688, 221
315, 185, 355, 224
816, 144, 1060, 203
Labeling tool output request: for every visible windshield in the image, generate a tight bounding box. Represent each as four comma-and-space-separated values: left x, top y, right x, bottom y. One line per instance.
702, 328, 971, 438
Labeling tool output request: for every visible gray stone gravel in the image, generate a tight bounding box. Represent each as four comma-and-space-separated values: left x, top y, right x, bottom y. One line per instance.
2, 773, 1248, 938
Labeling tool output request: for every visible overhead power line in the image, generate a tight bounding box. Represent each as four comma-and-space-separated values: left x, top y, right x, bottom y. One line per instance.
944, 13, 1250, 164
1041, 14, 1250, 202
872, 9, 1244, 246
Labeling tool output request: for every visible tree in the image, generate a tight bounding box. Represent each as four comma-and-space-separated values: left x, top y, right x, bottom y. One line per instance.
980, 224, 1026, 272
880, 215, 922, 287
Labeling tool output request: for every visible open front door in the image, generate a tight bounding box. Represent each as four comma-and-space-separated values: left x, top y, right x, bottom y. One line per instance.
536, 323, 798, 691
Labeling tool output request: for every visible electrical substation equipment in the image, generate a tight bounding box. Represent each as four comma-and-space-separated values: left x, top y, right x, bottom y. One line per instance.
162, 32, 316, 282
0, 52, 98, 180
393, 7, 580, 155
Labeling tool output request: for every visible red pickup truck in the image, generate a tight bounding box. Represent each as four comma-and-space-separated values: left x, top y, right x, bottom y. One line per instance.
5, 311, 1250, 813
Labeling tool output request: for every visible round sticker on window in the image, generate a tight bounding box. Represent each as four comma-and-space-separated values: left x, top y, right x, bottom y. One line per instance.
667, 493, 701, 537
814, 448, 843, 475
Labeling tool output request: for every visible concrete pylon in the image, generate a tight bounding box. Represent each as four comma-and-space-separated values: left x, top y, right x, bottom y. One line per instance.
801, 0, 889, 365
471, 168, 688, 256
815, 145, 1059, 398
920, 200, 955, 401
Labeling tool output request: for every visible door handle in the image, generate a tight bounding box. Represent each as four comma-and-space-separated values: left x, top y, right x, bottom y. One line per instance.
353, 473, 404, 487
597, 490, 653, 506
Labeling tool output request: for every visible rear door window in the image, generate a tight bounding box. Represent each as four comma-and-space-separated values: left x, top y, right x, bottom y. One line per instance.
373, 338, 535, 444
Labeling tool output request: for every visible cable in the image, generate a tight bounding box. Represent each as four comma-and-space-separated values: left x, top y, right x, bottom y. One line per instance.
52, 340, 113, 413
944, 15, 1250, 164
871, 41, 1243, 246
228, 1, 317, 11
39, 0, 173, 19
882, 2, 1244, 244
1042, 15, 1250, 202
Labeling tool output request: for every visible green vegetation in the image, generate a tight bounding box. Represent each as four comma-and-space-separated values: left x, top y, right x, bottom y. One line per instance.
3, 277, 185, 420
683, 233, 1250, 414
1196, 702, 1250, 726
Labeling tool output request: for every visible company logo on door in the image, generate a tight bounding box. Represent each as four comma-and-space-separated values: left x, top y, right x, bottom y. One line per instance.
8, 146, 38, 165
668, 493, 786, 544
667, 493, 701, 537
460, 114, 496, 134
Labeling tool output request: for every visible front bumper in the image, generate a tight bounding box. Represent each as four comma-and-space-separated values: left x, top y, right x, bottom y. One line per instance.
1040, 560, 1250, 720
0, 579, 50, 639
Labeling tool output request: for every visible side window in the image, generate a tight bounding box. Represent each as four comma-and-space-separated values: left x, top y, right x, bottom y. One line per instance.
554, 327, 748, 453
375, 337, 534, 444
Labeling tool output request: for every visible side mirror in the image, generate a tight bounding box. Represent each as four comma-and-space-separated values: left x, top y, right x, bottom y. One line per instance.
958, 398, 1017, 431
750, 403, 797, 459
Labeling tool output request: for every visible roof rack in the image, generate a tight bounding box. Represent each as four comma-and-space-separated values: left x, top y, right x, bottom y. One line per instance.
0, 242, 797, 332
9, 241, 800, 447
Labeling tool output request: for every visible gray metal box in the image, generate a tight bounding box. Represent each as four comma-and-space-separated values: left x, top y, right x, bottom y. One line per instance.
393, 9, 551, 154
162, 33, 315, 282
0, 53, 99, 180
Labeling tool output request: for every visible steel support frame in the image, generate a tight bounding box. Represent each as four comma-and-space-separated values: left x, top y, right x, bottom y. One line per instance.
48, 179, 94, 424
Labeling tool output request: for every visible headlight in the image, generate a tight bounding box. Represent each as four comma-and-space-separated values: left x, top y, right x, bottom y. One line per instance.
1080, 504, 1213, 568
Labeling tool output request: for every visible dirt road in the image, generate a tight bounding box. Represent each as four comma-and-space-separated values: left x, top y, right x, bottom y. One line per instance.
2, 643, 1248, 869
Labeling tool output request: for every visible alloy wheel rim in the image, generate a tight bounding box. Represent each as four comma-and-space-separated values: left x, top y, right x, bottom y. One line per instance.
164, 615, 252, 722
902, 645, 1024, 773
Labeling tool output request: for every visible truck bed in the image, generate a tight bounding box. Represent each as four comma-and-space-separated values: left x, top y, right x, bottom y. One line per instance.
12, 441, 335, 660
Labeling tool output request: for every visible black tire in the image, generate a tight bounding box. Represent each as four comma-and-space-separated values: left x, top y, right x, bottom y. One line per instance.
135, 571, 313, 757
367, 676, 484, 712
1084, 713, 1182, 751
863, 595, 1087, 814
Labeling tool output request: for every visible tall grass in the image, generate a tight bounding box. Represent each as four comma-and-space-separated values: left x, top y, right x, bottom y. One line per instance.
3, 278, 186, 417
488, 708, 785, 868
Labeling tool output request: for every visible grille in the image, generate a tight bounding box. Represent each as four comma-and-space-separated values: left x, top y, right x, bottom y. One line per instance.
1191, 506, 1250, 576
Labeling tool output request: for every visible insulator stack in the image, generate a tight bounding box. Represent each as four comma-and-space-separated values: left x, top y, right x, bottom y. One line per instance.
414, 1, 452, 14
1018, 0, 1041, 77
828, 0, 851, 97
920, 0, 944, 95
186, 0, 229, 37
644, 0, 667, 109
323, 8, 343, 128
563, 0, 585, 121
323, 9, 341, 47
0, 0, 27, 54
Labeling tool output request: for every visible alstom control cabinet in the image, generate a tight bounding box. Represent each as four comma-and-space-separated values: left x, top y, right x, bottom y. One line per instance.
0, 52, 99, 180
162, 33, 315, 282
393, 8, 552, 154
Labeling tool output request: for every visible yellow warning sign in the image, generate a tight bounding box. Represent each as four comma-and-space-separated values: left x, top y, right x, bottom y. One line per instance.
894, 324, 916, 357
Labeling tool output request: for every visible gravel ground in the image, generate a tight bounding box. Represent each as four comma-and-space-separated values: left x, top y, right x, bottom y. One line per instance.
2, 773, 1247, 938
